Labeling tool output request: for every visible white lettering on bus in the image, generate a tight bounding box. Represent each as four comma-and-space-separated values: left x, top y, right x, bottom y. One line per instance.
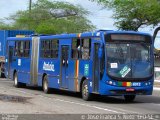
43, 62, 55, 72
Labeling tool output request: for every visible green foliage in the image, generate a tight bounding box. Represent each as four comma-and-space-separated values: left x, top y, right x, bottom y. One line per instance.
3, 0, 95, 34
91, 0, 160, 31
0, 21, 15, 30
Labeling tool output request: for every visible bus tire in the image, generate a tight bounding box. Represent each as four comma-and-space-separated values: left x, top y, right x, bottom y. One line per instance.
81, 80, 92, 101
43, 75, 50, 94
13, 72, 25, 88
124, 95, 136, 102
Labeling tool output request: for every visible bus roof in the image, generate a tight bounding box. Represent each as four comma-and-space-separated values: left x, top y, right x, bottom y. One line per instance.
7, 30, 152, 41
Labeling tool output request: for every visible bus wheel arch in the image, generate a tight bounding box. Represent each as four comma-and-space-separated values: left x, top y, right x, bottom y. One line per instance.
42, 73, 51, 94
13, 70, 17, 78
80, 77, 86, 93
13, 70, 25, 88
42, 73, 47, 84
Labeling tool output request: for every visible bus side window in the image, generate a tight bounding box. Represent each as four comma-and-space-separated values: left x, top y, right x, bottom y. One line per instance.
81, 38, 91, 60
14, 41, 18, 56
51, 40, 59, 58
24, 41, 30, 57
45, 41, 51, 58
100, 46, 105, 79
16, 41, 24, 57
41, 40, 59, 59
20, 41, 24, 57
72, 39, 80, 59
41, 41, 45, 58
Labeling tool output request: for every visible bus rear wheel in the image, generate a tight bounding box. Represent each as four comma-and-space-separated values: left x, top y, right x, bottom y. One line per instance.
43, 75, 50, 94
81, 80, 92, 101
124, 95, 136, 102
13, 72, 25, 88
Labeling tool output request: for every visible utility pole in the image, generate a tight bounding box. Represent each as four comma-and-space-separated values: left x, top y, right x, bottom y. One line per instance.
29, 0, 32, 29
29, 0, 32, 12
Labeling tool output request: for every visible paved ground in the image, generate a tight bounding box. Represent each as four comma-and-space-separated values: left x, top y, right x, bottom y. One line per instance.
0, 78, 160, 120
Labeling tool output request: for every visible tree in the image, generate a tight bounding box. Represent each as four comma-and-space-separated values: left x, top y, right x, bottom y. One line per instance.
7, 0, 95, 34
90, 0, 160, 31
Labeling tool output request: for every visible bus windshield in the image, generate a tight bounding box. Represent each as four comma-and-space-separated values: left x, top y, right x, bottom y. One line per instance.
106, 43, 153, 79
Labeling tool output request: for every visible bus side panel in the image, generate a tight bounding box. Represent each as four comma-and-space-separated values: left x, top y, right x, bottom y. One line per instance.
68, 59, 79, 91
17, 58, 30, 84
79, 60, 93, 93
38, 59, 60, 89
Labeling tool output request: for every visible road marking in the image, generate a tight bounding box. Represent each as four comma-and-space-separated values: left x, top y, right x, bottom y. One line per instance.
0, 85, 150, 114
6, 87, 125, 114
9, 88, 141, 114
38, 95, 124, 114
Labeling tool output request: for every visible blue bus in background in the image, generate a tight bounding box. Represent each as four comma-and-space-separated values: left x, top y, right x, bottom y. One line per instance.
5, 30, 154, 102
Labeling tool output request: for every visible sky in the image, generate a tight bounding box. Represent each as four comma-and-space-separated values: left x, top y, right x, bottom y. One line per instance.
0, 0, 159, 35
0, 0, 115, 30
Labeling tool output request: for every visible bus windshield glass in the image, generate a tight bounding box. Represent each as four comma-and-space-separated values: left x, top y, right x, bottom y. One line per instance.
106, 43, 153, 79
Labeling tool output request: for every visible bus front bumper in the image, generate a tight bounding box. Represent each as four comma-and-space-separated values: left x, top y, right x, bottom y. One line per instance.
99, 84, 153, 96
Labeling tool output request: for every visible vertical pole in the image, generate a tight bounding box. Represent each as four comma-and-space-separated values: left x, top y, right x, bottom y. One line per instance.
29, 0, 32, 12
29, 0, 32, 29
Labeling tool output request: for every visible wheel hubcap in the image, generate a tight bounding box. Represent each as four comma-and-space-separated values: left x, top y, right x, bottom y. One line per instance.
44, 80, 48, 91
83, 85, 88, 97
14, 75, 17, 85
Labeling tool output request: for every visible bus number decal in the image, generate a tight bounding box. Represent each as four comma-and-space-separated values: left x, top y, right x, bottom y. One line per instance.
132, 82, 141, 87
43, 62, 55, 72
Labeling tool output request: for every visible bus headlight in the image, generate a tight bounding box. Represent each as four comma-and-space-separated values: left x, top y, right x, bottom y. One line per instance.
106, 80, 116, 86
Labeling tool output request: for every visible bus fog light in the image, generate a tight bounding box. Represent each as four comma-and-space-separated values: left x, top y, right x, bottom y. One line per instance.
109, 81, 112, 85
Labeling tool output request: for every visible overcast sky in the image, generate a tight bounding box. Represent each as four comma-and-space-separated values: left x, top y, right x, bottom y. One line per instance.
0, 0, 159, 35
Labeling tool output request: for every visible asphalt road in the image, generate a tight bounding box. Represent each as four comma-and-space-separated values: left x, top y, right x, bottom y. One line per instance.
0, 78, 160, 120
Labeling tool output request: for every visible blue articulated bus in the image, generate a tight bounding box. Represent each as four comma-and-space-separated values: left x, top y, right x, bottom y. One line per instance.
5, 30, 154, 102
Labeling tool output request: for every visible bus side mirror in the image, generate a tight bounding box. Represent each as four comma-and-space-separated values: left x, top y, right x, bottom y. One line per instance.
98, 48, 103, 58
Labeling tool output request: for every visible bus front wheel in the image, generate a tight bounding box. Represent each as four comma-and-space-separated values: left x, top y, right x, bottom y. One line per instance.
43, 75, 51, 94
81, 80, 92, 101
124, 95, 136, 102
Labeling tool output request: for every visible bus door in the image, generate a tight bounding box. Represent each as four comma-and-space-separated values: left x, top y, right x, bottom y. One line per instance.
93, 43, 100, 93
60, 45, 69, 88
8, 46, 14, 78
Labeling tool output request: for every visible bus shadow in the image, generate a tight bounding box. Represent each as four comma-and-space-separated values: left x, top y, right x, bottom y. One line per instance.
24, 86, 160, 104
92, 95, 127, 104
25, 86, 82, 98
92, 94, 160, 104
